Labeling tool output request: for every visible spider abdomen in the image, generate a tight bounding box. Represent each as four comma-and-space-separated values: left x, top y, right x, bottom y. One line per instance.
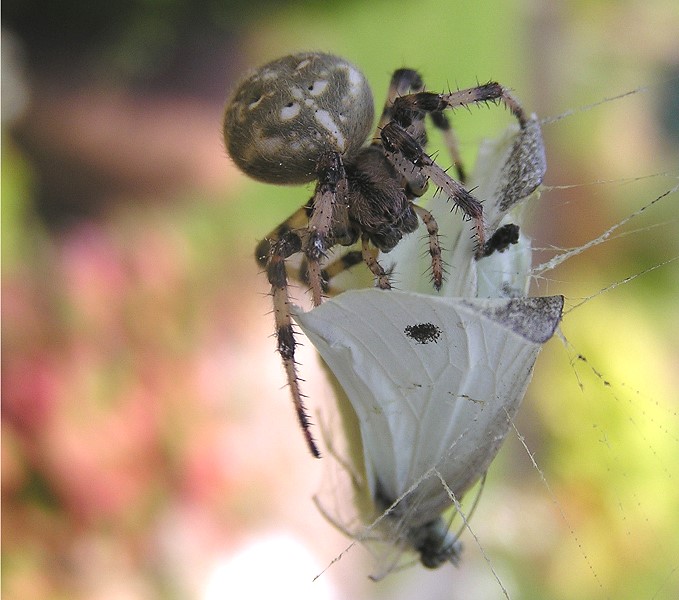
223, 52, 375, 184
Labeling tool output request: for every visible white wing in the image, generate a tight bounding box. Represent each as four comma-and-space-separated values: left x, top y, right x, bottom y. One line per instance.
295, 290, 563, 528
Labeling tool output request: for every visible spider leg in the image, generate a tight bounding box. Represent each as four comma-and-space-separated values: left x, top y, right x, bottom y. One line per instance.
304, 151, 351, 306
380, 121, 486, 255
375, 69, 468, 192
386, 84, 537, 259
391, 81, 529, 186
391, 82, 529, 130
372, 69, 431, 198
412, 204, 443, 290
428, 110, 466, 183
381, 70, 468, 183
255, 205, 310, 269
322, 250, 364, 281
258, 208, 359, 295
361, 235, 391, 290
266, 231, 321, 458
255, 153, 352, 458
375, 68, 426, 138
299, 249, 364, 295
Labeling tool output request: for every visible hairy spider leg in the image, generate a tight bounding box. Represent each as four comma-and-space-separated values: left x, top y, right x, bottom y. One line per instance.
418, 83, 530, 183
391, 83, 529, 130
304, 152, 351, 306
412, 204, 444, 290
428, 110, 466, 184
376, 68, 467, 183
255, 204, 344, 294
381, 83, 530, 258
321, 249, 365, 281
255, 155, 356, 300
260, 152, 355, 457
257, 213, 364, 296
380, 122, 486, 254
374, 69, 429, 199
299, 249, 365, 295
255, 205, 310, 267
361, 235, 391, 290
359, 68, 443, 289
266, 231, 321, 458
375, 68, 426, 137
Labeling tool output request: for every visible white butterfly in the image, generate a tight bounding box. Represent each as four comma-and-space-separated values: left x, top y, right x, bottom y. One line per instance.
295, 116, 564, 572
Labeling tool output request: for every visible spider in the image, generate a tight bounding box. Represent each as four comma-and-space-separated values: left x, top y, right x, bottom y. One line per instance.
223, 52, 530, 458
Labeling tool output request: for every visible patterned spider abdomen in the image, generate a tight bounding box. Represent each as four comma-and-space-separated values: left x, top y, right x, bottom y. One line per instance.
223, 52, 375, 184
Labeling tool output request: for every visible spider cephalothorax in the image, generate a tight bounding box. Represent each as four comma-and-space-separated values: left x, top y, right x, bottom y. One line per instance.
223, 52, 531, 457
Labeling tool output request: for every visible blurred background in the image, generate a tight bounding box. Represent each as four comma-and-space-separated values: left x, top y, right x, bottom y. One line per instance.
2, 0, 678, 598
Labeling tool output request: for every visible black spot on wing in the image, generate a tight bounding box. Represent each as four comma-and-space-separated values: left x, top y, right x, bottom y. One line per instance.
404, 322, 442, 344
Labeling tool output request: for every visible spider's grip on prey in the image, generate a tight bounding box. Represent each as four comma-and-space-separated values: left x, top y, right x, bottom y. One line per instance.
222, 52, 536, 457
